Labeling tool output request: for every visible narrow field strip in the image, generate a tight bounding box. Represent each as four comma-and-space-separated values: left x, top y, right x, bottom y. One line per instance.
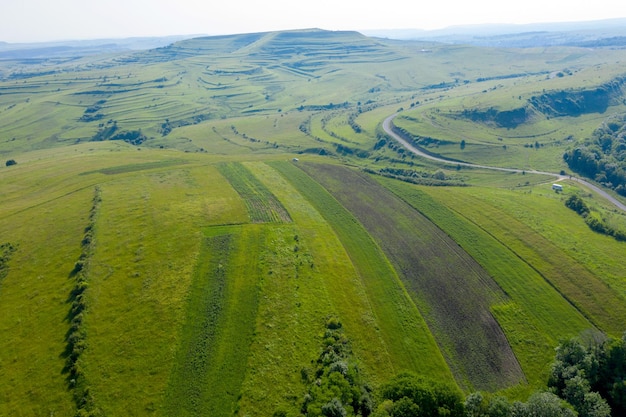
79, 159, 188, 176
235, 224, 331, 416
165, 224, 261, 416
268, 161, 454, 384
299, 162, 522, 392
218, 162, 292, 223
164, 232, 233, 415
234, 162, 394, 415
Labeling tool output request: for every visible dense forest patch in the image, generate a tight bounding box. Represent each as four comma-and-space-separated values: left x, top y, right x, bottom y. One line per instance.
564, 114, 626, 196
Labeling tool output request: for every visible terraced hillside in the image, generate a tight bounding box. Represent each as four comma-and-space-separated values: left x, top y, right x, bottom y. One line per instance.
1, 29, 626, 415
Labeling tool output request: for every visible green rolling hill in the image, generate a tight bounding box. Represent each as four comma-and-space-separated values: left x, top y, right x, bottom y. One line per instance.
1, 28, 626, 416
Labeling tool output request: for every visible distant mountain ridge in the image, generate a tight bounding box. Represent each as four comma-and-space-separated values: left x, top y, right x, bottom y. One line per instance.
0, 35, 200, 59
363, 18, 626, 47
4, 18, 626, 61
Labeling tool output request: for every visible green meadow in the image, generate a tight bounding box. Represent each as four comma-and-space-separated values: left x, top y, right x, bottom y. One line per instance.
1, 29, 626, 415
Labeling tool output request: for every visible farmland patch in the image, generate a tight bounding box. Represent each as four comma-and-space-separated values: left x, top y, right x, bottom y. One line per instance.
299, 162, 523, 391
417, 187, 626, 334
380, 180, 595, 388
270, 160, 453, 383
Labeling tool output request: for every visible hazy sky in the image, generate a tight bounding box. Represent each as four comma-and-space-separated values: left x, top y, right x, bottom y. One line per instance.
2, 0, 626, 43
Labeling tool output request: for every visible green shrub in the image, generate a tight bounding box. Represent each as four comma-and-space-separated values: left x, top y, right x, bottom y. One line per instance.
0, 242, 17, 280
326, 317, 342, 330
379, 373, 464, 417
564, 195, 590, 217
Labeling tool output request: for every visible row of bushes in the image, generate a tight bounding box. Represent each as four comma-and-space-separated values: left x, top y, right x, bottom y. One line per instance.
0, 242, 17, 281
363, 167, 468, 187
296, 317, 373, 417
65, 186, 101, 416
564, 195, 626, 241
282, 318, 626, 416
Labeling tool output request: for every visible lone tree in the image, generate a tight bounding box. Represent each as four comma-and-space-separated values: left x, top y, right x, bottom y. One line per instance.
5, 159, 16, 167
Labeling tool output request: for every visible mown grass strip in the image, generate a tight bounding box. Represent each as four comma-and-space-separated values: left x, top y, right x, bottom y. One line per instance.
79, 159, 188, 176
297, 162, 522, 392
165, 225, 262, 416
269, 161, 454, 384
218, 162, 291, 223
165, 232, 233, 415
378, 179, 594, 388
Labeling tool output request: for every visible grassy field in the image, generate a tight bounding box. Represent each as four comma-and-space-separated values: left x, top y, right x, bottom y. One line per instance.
2, 28, 626, 415
78, 161, 248, 415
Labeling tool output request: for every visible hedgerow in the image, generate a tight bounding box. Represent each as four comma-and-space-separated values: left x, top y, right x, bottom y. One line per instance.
65, 186, 101, 416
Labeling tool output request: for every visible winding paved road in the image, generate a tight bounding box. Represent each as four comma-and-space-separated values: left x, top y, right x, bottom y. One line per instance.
383, 113, 626, 213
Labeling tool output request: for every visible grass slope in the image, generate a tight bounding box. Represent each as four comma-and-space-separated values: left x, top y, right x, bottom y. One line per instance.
269, 160, 454, 383
0, 188, 89, 416
3, 29, 626, 414
81, 162, 247, 415
237, 161, 394, 414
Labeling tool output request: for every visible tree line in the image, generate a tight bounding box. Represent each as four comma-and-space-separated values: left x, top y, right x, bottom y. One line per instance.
564, 115, 626, 196
288, 326, 626, 417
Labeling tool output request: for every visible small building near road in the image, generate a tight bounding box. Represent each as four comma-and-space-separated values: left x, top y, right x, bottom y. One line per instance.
552, 183, 563, 192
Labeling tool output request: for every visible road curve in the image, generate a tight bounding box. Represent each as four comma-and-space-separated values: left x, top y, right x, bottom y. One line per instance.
383, 113, 626, 213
